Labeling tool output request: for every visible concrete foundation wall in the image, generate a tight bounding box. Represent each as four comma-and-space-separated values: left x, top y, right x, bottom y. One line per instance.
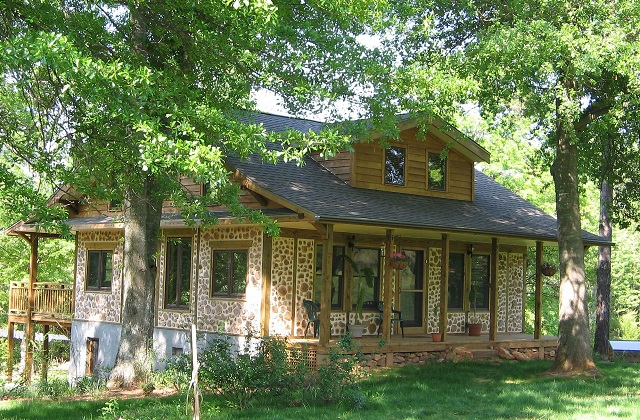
69, 320, 122, 383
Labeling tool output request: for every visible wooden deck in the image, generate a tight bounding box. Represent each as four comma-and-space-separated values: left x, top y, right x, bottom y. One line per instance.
8, 281, 73, 327
289, 332, 558, 364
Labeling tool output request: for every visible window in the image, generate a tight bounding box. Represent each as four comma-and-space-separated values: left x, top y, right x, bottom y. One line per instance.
351, 247, 381, 307
87, 250, 113, 291
108, 199, 122, 212
428, 152, 447, 191
165, 237, 192, 309
470, 254, 490, 310
385, 146, 406, 186
212, 250, 248, 298
448, 253, 465, 310
314, 245, 345, 309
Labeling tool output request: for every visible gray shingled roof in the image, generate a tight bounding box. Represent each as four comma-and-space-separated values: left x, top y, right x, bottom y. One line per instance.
229, 113, 607, 245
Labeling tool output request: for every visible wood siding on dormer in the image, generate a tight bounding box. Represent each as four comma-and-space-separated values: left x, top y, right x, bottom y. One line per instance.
351, 128, 474, 201
309, 150, 353, 184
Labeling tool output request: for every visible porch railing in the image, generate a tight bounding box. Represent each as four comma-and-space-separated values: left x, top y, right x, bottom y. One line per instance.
9, 281, 73, 319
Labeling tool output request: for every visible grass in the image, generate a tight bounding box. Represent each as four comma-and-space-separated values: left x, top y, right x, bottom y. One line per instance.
2, 360, 640, 419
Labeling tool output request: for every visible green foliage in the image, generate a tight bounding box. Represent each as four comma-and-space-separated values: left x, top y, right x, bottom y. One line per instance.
6, 361, 640, 419
197, 335, 308, 409
190, 333, 362, 410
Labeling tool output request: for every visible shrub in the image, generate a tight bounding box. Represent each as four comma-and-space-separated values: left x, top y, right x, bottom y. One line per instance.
197, 335, 309, 409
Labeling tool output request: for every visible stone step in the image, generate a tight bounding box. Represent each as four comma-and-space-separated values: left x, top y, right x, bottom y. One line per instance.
470, 349, 499, 360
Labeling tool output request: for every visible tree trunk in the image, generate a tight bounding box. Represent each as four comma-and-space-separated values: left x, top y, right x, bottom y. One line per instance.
594, 179, 612, 357
108, 174, 162, 388
549, 93, 598, 374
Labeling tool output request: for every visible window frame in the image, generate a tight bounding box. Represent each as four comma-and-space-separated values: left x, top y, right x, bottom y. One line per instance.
384, 146, 406, 186
164, 236, 193, 310
470, 254, 491, 311
211, 248, 249, 299
86, 249, 114, 292
428, 152, 447, 191
446, 251, 491, 312
350, 246, 381, 309
314, 244, 346, 309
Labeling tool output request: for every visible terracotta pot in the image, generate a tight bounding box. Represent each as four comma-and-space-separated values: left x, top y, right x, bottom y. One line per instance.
468, 323, 482, 336
431, 332, 442, 342
390, 260, 408, 270
348, 324, 365, 338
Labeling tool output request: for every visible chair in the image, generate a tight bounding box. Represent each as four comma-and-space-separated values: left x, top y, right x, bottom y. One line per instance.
303, 299, 321, 338
374, 301, 405, 338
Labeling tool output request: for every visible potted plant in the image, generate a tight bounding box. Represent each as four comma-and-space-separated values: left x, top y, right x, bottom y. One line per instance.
431, 305, 442, 342
467, 284, 482, 336
541, 262, 557, 276
389, 252, 409, 270
345, 256, 374, 338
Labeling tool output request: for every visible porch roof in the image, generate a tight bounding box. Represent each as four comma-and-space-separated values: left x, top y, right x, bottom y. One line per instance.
228, 144, 609, 247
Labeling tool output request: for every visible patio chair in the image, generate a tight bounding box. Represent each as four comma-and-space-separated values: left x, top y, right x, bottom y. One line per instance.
303, 299, 321, 338
375, 301, 405, 338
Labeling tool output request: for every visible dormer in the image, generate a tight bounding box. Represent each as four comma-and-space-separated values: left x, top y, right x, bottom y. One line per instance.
312, 116, 490, 201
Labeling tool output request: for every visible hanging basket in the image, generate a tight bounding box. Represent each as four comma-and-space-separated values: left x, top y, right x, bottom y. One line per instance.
390, 260, 408, 270
541, 263, 557, 277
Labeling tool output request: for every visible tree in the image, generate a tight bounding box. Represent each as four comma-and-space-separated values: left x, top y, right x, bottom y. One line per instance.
393, 0, 640, 373
0, 0, 394, 387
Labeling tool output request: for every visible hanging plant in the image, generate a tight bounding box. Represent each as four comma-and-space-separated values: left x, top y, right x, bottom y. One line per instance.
541, 262, 557, 276
389, 252, 408, 270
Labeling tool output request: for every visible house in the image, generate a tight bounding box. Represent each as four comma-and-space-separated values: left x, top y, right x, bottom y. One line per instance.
6, 112, 608, 381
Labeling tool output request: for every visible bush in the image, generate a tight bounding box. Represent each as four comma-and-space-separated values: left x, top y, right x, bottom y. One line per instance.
185, 333, 363, 410
197, 335, 308, 409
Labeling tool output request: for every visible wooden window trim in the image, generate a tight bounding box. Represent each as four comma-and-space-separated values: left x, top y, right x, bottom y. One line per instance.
85, 249, 113, 292
211, 249, 249, 299
164, 237, 193, 310
428, 152, 448, 191
384, 145, 406, 187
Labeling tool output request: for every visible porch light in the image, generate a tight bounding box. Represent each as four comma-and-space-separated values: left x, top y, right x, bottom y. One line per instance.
467, 244, 474, 255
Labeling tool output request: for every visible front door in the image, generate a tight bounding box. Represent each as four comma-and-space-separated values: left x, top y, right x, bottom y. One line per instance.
398, 249, 425, 334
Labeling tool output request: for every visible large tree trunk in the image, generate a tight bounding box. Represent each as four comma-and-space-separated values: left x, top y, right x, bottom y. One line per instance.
594, 179, 612, 356
549, 95, 598, 374
108, 174, 162, 389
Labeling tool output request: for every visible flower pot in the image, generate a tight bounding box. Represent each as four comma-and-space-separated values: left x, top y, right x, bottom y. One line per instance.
348, 324, 366, 338
541, 266, 557, 276
390, 260, 408, 270
468, 323, 482, 336
431, 332, 442, 342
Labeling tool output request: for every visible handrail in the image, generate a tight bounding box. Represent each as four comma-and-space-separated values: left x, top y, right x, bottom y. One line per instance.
9, 281, 73, 318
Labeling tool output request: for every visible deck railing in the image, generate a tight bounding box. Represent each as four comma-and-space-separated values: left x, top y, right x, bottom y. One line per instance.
9, 281, 73, 319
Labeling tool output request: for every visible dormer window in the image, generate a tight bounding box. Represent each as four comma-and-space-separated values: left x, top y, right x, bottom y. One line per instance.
428, 152, 447, 191
384, 146, 405, 186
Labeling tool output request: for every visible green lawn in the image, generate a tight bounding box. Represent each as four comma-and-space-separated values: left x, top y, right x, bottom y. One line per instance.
2, 360, 640, 419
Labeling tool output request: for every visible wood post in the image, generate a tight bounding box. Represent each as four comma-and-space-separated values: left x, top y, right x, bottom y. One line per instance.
41, 324, 50, 382
319, 224, 333, 345
489, 237, 499, 341
439, 234, 449, 341
260, 235, 273, 337
534, 241, 543, 339
23, 233, 39, 384
382, 229, 394, 340
7, 322, 14, 381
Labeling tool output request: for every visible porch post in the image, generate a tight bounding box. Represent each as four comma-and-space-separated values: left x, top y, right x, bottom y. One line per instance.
6, 321, 14, 381
534, 241, 543, 339
489, 237, 499, 341
41, 324, 50, 382
382, 229, 394, 340
439, 234, 449, 341
260, 234, 273, 337
319, 224, 333, 345
24, 233, 39, 384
